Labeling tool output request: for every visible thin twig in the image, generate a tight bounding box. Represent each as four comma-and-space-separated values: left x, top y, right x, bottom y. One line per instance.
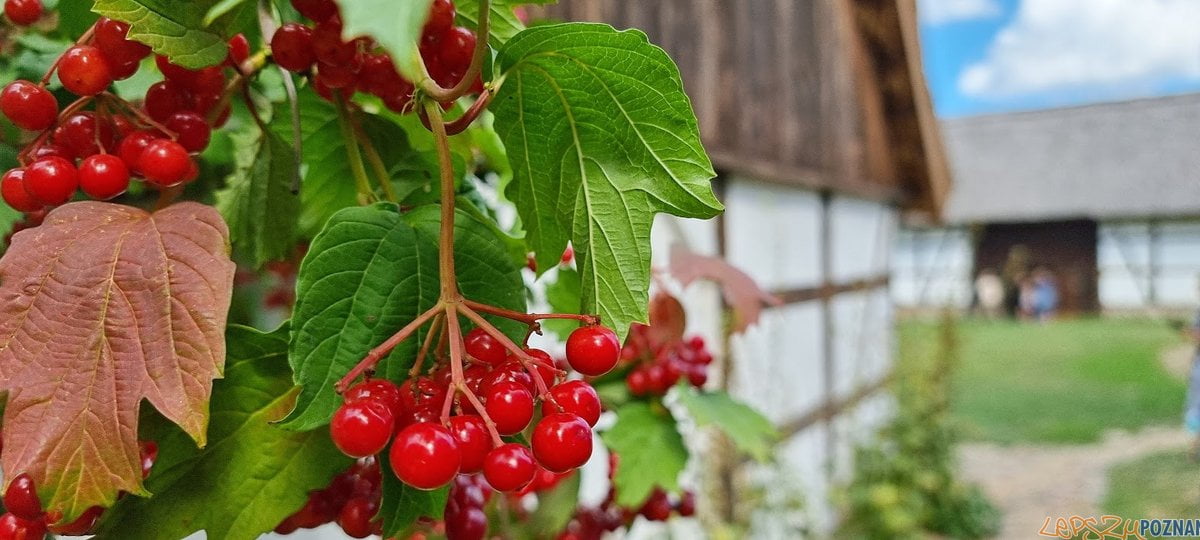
409, 312, 444, 378
350, 108, 399, 203
335, 304, 442, 392
458, 304, 557, 400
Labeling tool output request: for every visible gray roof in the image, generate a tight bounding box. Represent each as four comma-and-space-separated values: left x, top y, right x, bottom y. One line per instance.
942, 93, 1200, 224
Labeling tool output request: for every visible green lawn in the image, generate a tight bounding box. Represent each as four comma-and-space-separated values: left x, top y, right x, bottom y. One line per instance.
1104, 451, 1200, 524
900, 317, 1187, 444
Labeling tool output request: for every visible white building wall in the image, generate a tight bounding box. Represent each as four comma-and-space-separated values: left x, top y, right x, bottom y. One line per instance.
1099, 221, 1200, 309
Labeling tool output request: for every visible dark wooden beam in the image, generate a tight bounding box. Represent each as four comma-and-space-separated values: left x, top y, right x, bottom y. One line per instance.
776, 371, 894, 440
771, 274, 891, 305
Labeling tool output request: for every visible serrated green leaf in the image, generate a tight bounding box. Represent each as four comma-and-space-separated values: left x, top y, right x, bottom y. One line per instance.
216, 129, 302, 267
339, 0, 434, 82
283, 203, 526, 430
601, 402, 687, 506
676, 387, 778, 463
56, 1, 100, 39
94, 324, 353, 540
457, 0, 556, 46
542, 265, 581, 339
271, 92, 440, 236
492, 23, 722, 341
377, 450, 449, 536
92, 0, 229, 68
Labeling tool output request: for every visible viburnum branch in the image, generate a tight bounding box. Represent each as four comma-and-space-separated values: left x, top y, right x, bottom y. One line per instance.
425, 100, 460, 300
457, 304, 557, 400
335, 303, 442, 393
100, 93, 177, 138
334, 91, 376, 203
445, 304, 504, 446
462, 298, 600, 327
409, 312, 444, 377
417, 86, 496, 136
419, 0, 491, 103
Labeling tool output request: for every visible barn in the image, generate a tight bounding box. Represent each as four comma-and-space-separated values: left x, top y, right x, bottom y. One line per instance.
896, 93, 1200, 313
538, 0, 949, 534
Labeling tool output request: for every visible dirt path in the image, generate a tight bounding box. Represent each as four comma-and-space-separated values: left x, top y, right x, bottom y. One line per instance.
959, 345, 1195, 539
959, 427, 1190, 539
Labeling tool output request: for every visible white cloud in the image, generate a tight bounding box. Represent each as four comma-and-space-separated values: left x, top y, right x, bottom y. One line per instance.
959, 0, 1200, 97
920, 0, 1003, 24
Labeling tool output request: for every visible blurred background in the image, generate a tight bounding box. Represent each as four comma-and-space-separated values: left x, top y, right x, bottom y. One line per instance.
510, 0, 1199, 539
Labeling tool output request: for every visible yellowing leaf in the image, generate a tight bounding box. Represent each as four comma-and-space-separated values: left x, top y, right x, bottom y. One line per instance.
0, 202, 235, 521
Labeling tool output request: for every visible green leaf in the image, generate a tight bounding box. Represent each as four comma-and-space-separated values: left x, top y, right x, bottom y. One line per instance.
676, 387, 778, 463
492, 23, 722, 340
283, 203, 527, 430
56, 1, 100, 39
216, 129, 302, 267
377, 450, 449, 536
204, 0, 251, 25
271, 92, 438, 236
94, 324, 353, 540
91, 0, 229, 68
457, 0, 556, 46
542, 265, 581, 339
339, 0, 434, 82
601, 402, 688, 506
527, 469, 580, 534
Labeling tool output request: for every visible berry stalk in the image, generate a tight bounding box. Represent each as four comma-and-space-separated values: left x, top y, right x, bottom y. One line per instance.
419, 0, 491, 103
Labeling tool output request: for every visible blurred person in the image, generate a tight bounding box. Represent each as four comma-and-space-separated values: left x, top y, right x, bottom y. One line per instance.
1187, 277, 1200, 461
974, 268, 1004, 319
1030, 267, 1059, 322
1002, 245, 1031, 319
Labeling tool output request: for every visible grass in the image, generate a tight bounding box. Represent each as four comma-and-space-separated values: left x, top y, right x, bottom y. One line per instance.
1104, 451, 1200, 525
899, 317, 1186, 444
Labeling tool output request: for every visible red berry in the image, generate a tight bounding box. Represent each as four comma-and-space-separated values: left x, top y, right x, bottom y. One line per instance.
153, 55, 196, 85
315, 62, 357, 89
626, 369, 648, 395
187, 66, 226, 95
521, 348, 558, 387
1, 170, 40, 213
58, 45, 113, 96
531, 413, 593, 473
94, 17, 151, 65
438, 26, 476, 74
640, 488, 672, 521
164, 111, 211, 152
79, 154, 130, 200
677, 491, 696, 517
481, 361, 532, 395
139, 440, 158, 479
47, 505, 102, 535
447, 415, 490, 474
0, 80, 56, 131
2, 474, 41, 521
336, 497, 377, 539
331, 400, 395, 458
566, 325, 620, 376
137, 139, 192, 186
390, 422, 461, 490
464, 327, 506, 365
484, 381, 533, 435
312, 18, 357, 66
292, 0, 338, 21
0, 512, 46, 540
3, 0, 40, 25
271, 23, 316, 72
423, 0, 456, 39
399, 376, 447, 414
227, 33, 250, 66
116, 130, 158, 172
344, 378, 403, 417
55, 112, 116, 159
543, 381, 601, 427
24, 157, 77, 206
482, 443, 535, 492
445, 506, 487, 540
144, 80, 189, 122
30, 143, 70, 161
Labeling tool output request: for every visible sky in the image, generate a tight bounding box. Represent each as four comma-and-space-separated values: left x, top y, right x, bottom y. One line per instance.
918, 0, 1200, 117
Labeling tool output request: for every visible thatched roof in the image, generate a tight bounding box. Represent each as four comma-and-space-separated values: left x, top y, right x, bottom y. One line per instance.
942, 93, 1200, 224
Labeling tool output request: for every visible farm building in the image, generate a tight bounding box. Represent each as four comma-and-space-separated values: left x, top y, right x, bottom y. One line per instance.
896, 93, 1200, 313
538, 0, 949, 535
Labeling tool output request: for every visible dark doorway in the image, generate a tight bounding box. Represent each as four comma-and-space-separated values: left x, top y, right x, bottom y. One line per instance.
974, 220, 1099, 313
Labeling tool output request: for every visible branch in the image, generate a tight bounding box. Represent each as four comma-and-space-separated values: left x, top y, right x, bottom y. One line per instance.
335, 304, 442, 393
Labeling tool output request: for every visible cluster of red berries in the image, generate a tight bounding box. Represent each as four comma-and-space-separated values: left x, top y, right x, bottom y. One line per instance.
328, 324, 619, 499
3, 0, 41, 26
271, 0, 480, 113
555, 455, 696, 540
0, 14, 246, 212
622, 325, 714, 396
273, 457, 382, 538
0, 441, 157, 538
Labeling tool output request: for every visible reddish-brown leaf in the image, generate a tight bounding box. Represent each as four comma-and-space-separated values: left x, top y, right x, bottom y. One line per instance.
668, 245, 782, 333
0, 202, 234, 521
647, 292, 687, 346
